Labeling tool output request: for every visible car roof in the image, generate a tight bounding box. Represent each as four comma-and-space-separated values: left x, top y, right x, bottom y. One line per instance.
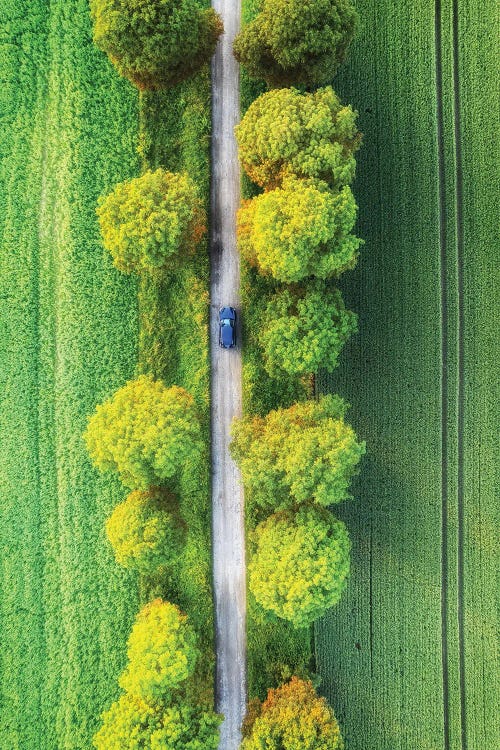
221, 325, 234, 345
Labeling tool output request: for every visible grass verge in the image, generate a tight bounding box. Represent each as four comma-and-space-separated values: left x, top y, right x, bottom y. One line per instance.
239, 0, 316, 701
135, 70, 214, 703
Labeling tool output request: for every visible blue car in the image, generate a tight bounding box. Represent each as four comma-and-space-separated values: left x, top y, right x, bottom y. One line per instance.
219, 306, 236, 348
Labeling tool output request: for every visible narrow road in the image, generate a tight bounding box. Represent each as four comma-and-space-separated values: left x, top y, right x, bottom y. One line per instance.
210, 0, 246, 748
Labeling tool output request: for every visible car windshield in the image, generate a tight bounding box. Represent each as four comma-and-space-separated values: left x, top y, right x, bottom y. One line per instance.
222, 319, 231, 325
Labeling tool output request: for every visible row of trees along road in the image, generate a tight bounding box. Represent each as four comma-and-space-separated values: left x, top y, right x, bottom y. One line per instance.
84, 0, 366, 746
85, 1, 225, 747
230, 0, 366, 747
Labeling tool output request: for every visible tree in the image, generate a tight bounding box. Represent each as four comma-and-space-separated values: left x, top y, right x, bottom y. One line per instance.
94, 693, 221, 750
249, 506, 350, 628
97, 169, 205, 274
84, 375, 202, 490
241, 677, 344, 749
260, 283, 357, 378
233, 0, 357, 87
231, 395, 365, 512
94, 694, 157, 750
90, 0, 223, 90
235, 87, 360, 190
105, 488, 182, 574
237, 179, 362, 282
119, 599, 199, 704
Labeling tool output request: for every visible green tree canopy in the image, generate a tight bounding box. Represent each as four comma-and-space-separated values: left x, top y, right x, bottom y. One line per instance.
231, 395, 365, 512
119, 599, 199, 704
94, 693, 221, 750
242, 677, 343, 749
236, 87, 360, 190
84, 375, 202, 489
261, 283, 357, 378
105, 488, 183, 574
97, 169, 205, 274
249, 506, 351, 628
90, 0, 223, 90
233, 0, 357, 87
238, 179, 362, 282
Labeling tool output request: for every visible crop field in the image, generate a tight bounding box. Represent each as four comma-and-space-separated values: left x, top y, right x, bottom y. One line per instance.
0, 1, 213, 747
314, 0, 499, 749
0, 1, 141, 747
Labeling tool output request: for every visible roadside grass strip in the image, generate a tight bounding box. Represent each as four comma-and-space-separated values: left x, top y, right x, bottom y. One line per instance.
239, 0, 322, 701
136, 71, 215, 697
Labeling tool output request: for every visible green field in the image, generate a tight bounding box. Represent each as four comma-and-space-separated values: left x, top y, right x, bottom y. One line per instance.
315, 0, 500, 749
0, 2, 140, 746
0, 1, 213, 747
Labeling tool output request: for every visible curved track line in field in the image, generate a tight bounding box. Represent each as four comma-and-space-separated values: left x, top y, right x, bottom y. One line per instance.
210, 1, 246, 748
32, 117, 48, 734
451, 0, 467, 744
434, 2, 451, 747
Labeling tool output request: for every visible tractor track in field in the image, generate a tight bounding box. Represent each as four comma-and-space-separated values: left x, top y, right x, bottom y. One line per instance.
210, 0, 246, 747
451, 0, 467, 744
33, 105, 49, 738
435, 0, 466, 746
434, 2, 451, 746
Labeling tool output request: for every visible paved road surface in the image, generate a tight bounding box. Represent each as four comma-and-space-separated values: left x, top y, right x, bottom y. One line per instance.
210, 0, 246, 748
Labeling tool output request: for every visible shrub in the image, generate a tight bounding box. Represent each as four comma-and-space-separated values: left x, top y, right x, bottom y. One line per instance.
94, 693, 221, 750
261, 283, 357, 377
233, 0, 357, 87
236, 87, 360, 190
237, 179, 362, 282
119, 599, 199, 703
241, 677, 344, 749
249, 506, 351, 628
97, 169, 205, 274
90, 0, 223, 90
231, 395, 365, 512
105, 488, 182, 573
84, 374, 203, 490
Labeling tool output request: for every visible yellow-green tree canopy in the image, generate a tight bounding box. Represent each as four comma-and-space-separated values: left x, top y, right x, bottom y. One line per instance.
84, 375, 202, 489
238, 179, 362, 282
241, 677, 344, 749
233, 0, 357, 87
105, 488, 182, 574
249, 506, 351, 628
236, 87, 360, 190
231, 395, 365, 512
261, 283, 357, 378
93, 693, 221, 750
97, 169, 205, 274
90, 0, 223, 90
119, 599, 199, 704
